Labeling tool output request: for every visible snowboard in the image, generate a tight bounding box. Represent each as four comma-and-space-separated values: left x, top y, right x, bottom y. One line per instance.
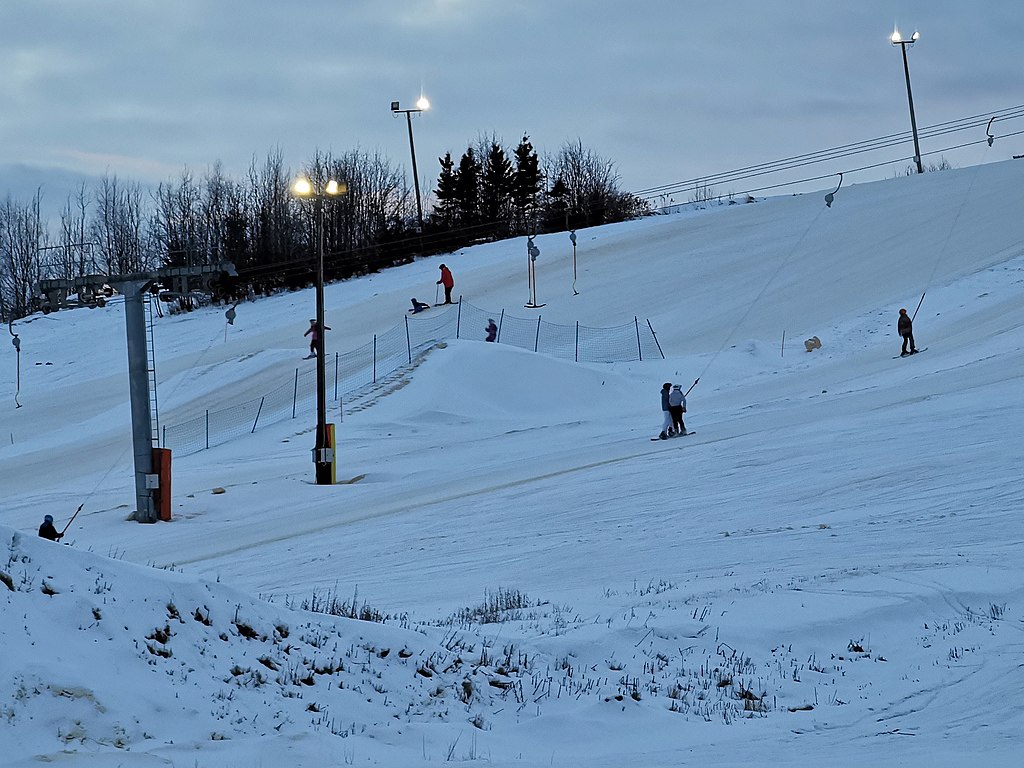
650, 431, 696, 442
894, 347, 927, 359
302, 353, 316, 359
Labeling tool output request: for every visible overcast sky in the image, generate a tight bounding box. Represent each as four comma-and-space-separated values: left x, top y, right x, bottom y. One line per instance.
1, 1, 1021, 213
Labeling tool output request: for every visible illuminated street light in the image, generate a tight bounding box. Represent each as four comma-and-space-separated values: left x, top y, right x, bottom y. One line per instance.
291, 175, 347, 485
891, 28, 924, 175
391, 96, 431, 233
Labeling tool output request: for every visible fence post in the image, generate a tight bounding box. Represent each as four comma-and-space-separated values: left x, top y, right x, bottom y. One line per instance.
251, 396, 265, 434
292, 368, 299, 418
575, 321, 580, 363
497, 309, 504, 343
646, 319, 665, 359
205, 410, 210, 450
456, 297, 462, 339
334, 351, 339, 400
635, 316, 642, 361
373, 334, 377, 383
405, 315, 412, 364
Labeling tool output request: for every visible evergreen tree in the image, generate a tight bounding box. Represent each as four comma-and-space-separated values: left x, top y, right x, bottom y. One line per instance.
512, 134, 541, 234
480, 142, 514, 237
544, 176, 569, 232
433, 151, 458, 229
453, 147, 481, 228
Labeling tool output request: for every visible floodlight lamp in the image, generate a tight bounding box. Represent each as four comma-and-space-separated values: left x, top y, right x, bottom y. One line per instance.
890, 29, 902, 44
325, 180, 339, 195
292, 177, 313, 197
911, 31, 920, 42
416, 96, 430, 111
391, 101, 400, 112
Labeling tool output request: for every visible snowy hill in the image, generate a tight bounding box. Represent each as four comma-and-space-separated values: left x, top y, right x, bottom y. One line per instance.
2, 160, 1024, 766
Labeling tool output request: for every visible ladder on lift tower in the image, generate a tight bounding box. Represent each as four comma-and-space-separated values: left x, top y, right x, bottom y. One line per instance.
145, 294, 161, 446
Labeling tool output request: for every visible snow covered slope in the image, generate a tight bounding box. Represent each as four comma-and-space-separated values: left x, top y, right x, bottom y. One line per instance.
2, 160, 1024, 766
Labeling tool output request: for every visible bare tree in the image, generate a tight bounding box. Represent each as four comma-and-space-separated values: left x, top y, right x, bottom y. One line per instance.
544, 139, 643, 229
58, 183, 96, 280
0, 191, 47, 317
92, 174, 149, 275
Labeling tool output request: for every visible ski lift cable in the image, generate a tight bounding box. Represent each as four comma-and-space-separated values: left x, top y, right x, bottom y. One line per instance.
644, 118, 1023, 203
913, 126, 999, 320
7, 317, 21, 408
722, 127, 1024, 201
639, 109, 1024, 202
636, 104, 1024, 197
695, 204, 831, 387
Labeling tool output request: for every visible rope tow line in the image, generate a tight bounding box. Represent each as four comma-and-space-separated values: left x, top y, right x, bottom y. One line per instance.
914, 121, 997, 319
693, 201, 831, 391
8, 318, 21, 408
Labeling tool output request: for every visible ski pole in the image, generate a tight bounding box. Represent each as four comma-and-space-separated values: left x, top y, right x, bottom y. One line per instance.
684, 377, 700, 398
60, 504, 84, 536
435, 282, 440, 305
911, 291, 926, 322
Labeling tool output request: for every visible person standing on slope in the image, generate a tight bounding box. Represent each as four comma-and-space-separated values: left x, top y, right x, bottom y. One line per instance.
304, 318, 331, 358
658, 382, 673, 440
898, 308, 917, 356
485, 318, 498, 342
436, 264, 455, 304
668, 384, 688, 436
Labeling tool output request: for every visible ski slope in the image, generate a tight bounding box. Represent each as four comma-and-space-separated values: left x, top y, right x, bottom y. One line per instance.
2, 159, 1024, 767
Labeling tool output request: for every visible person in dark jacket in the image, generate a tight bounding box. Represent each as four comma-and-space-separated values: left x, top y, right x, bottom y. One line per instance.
409, 298, 430, 314
436, 264, 455, 304
38, 514, 62, 541
658, 382, 673, 440
485, 318, 498, 342
898, 308, 916, 356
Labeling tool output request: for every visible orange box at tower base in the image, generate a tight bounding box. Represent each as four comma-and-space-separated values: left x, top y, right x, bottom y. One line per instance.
152, 448, 172, 521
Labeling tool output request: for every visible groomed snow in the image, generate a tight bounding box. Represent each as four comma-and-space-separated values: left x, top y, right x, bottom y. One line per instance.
2, 160, 1024, 766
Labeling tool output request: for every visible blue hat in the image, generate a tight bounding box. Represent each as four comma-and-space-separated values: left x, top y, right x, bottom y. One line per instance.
44, 514, 53, 523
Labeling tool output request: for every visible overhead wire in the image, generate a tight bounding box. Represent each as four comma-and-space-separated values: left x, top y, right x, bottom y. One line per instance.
911, 123, 1001, 320
636, 104, 1024, 201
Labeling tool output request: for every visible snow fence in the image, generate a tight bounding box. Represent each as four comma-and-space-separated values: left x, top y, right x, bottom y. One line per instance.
160, 300, 663, 456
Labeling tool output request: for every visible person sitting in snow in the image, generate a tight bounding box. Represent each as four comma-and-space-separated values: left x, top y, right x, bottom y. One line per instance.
485, 318, 498, 342
38, 514, 62, 541
409, 298, 430, 314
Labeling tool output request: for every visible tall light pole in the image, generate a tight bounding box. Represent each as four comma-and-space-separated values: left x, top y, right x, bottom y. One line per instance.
391, 96, 430, 233
292, 175, 346, 485
891, 28, 924, 175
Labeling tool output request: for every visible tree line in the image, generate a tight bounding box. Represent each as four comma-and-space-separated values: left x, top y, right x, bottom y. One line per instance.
0, 136, 645, 321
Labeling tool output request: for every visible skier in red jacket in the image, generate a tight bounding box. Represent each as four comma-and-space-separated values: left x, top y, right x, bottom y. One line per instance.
436, 264, 455, 304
